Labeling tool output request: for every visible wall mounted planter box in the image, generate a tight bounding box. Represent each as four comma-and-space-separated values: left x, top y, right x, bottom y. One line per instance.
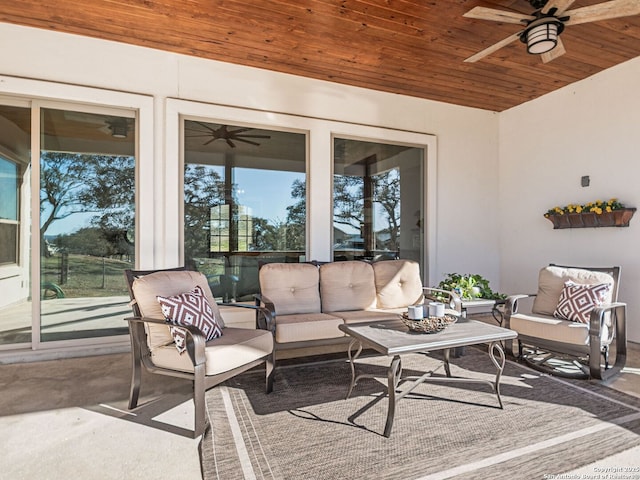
545, 208, 636, 229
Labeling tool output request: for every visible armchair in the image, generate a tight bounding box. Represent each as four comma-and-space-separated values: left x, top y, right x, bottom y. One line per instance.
124, 267, 274, 438
504, 264, 626, 380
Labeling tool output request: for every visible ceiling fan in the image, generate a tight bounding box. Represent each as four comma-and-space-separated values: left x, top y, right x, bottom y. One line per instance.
463, 0, 640, 63
185, 122, 271, 148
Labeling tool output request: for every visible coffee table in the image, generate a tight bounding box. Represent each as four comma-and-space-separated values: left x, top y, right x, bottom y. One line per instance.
338, 318, 517, 437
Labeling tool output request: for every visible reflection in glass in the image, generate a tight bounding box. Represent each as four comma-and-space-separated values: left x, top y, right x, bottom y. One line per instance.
183, 120, 306, 302
39, 108, 135, 342
0, 104, 31, 345
333, 138, 424, 270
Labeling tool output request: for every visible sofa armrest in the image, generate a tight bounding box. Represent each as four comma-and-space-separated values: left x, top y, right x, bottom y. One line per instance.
218, 301, 274, 332
423, 287, 462, 313
253, 294, 277, 333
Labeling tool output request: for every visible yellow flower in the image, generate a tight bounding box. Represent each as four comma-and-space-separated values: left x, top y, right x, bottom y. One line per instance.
546, 198, 626, 217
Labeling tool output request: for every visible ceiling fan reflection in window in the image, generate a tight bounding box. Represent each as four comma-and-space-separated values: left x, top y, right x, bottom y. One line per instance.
185, 122, 271, 148
463, 0, 640, 63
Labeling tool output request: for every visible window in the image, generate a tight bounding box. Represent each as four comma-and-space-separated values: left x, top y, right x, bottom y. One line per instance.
183, 120, 306, 301
0, 156, 19, 265
333, 137, 424, 268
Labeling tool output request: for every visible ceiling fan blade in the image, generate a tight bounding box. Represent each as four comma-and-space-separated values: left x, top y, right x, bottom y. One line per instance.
464, 6, 534, 24
542, 0, 577, 15
235, 138, 261, 146
234, 134, 272, 139
226, 139, 236, 148
193, 121, 216, 133
464, 31, 523, 63
541, 37, 566, 63
564, 0, 640, 26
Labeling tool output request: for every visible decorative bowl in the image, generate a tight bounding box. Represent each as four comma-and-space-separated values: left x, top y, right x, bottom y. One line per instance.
401, 313, 458, 334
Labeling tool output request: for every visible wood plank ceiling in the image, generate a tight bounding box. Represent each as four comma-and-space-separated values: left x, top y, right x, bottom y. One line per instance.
1, 0, 639, 111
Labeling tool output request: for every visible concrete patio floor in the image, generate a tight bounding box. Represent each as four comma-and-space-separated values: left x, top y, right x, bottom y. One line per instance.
0, 337, 638, 479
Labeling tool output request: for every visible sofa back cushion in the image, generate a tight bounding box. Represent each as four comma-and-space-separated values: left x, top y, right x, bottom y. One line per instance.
320, 261, 377, 312
532, 266, 615, 316
372, 259, 424, 309
131, 270, 223, 350
259, 263, 321, 315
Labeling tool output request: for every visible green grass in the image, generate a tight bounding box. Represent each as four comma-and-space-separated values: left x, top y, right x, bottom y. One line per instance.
41, 254, 133, 298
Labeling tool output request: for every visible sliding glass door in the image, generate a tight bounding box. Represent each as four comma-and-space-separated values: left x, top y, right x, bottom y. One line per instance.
0, 101, 137, 347
39, 107, 136, 342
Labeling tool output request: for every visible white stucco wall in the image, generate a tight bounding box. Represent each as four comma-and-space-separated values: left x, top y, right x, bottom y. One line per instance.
499, 56, 640, 342
0, 22, 500, 290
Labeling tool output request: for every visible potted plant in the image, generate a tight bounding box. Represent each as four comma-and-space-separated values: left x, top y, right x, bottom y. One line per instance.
436, 273, 505, 301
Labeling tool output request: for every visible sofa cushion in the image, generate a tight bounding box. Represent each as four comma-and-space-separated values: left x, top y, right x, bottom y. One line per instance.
333, 310, 402, 324
131, 270, 224, 350
273, 312, 345, 343
259, 263, 321, 316
150, 327, 273, 375
157, 285, 223, 353
553, 281, 610, 324
372, 259, 423, 309
319, 261, 377, 312
532, 266, 614, 316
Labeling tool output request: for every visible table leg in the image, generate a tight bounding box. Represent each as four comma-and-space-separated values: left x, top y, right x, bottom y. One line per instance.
443, 348, 452, 377
488, 341, 507, 409
383, 355, 402, 438
346, 338, 363, 399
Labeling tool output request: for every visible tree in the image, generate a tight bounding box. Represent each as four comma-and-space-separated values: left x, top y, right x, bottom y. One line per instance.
40, 152, 135, 257
332, 168, 401, 252
333, 175, 365, 232
372, 169, 401, 250
183, 164, 227, 261
285, 179, 306, 250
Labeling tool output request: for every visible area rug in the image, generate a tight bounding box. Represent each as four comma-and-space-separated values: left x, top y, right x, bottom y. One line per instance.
200, 347, 640, 480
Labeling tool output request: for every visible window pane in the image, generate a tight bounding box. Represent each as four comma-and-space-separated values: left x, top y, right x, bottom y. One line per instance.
0, 104, 31, 345
39, 108, 135, 342
333, 138, 424, 269
0, 157, 18, 220
184, 120, 306, 302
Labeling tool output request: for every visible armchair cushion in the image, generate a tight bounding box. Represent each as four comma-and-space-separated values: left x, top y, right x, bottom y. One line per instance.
157, 285, 223, 353
150, 326, 273, 375
553, 281, 610, 324
532, 266, 614, 316
509, 312, 592, 346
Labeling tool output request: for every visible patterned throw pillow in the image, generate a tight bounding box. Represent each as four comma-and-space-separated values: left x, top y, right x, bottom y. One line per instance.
553, 281, 611, 324
157, 285, 223, 354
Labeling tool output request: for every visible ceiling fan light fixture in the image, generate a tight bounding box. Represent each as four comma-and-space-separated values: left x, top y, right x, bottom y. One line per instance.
108, 119, 128, 138
526, 21, 559, 54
